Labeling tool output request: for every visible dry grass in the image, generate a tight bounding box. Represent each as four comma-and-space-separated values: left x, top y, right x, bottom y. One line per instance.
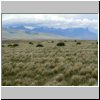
2, 40, 98, 86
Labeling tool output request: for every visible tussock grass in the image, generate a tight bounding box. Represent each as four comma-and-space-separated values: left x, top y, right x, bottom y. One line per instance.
8, 44, 13, 47
29, 42, 33, 45
36, 44, 44, 47
57, 42, 65, 46
13, 43, 19, 47
2, 45, 4, 47
76, 42, 81, 45
55, 74, 64, 82
8, 43, 19, 47
88, 78, 97, 86
2, 40, 98, 86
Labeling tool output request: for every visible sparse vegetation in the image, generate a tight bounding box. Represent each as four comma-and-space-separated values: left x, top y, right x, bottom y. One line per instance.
8, 44, 13, 47
57, 42, 65, 46
96, 41, 98, 44
76, 41, 81, 45
36, 44, 44, 47
2, 45, 4, 47
29, 42, 33, 45
88, 78, 97, 86
13, 44, 19, 47
74, 40, 77, 42
8, 43, 19, 47
2, 40, 98, 86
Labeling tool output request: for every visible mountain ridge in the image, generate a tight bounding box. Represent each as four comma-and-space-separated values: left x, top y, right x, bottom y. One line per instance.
2, 23, 98, 40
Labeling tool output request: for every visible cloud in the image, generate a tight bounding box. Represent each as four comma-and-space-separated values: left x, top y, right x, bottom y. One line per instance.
2, 14, 98, 30
24, 26, 35, 30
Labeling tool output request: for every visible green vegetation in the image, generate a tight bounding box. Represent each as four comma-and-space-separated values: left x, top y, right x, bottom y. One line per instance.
8, 44, 13, 47
96, 41, 98, 44
2, 45, 4, 47
57, 42, 65, 46
36, 44, 44, 47
2, 40, 98, 86
7, 43, 19, 47
29, 42, 33, 45
13, 44, 19, 47
76, 41, 81, 45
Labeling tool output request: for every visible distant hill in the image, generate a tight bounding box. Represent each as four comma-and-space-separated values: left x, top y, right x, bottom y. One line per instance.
2, 23, 98, 40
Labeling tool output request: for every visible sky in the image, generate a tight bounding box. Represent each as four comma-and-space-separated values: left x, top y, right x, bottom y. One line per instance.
2, 14, 98, 30
2, 14, 98, 40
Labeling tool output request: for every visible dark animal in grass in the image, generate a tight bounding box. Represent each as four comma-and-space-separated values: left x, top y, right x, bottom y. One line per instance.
36, 44, 43, 47
2, 45, 4, 47
96, 42, 98, 44
8, 44, 19, 47
29, 42, 33, 45
57, 42, 65, 46
74, 40, 77, 42
51, 41, 54, 43
64, 40, 67, 42
12, 44, 19, 47
8, 44, 13, 47
76, 42, 81, 45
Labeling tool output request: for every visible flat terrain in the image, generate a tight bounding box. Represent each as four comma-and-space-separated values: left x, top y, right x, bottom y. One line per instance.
2, 40, 98, 86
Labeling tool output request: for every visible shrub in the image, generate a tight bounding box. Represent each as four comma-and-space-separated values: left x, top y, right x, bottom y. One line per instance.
92, 68, 98, 79
29, 42, 33, 45
36, 44, 43, 47
13, 44, 19, 47
76, 42, 81, 45
8, 44, 19, 47
88, 78, 96, 85
79, 67, 92, 75
51, 41, 54, 43
64, 40, 67, 42
2, 45, 4, 47
14, 79, 23, 85
55, 74, 64, 82
96, 41, 98, 44
3, 80, 12, 86
57, 42, 65, 46
74, 40, 77, 42
70, 75, 82, 85
8, 44, 13, 47
94, 51, 98, 55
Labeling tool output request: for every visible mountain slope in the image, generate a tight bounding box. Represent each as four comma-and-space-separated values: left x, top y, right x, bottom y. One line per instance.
2, 29, 70, 40
2, 23, 98, 40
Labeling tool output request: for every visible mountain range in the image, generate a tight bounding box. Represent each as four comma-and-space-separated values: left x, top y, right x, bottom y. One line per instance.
2, 23, 98, 40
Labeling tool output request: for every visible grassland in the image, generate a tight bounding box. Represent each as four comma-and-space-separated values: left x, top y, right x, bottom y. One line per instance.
2, 40, 98, 86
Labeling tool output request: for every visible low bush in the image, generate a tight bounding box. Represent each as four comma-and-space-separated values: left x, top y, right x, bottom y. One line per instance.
88, 78, 96, 85
3, 80, 12, 86
36, 44, 44, 47
57, 42, 65, 46
8, 44, 13, 47
8, 44, 19, 47
51, 41, 54, 43
2, 45, 4, 47
13, 44, 19, 47
76, 42, 81, 45
55, 74, 64, 82
64, 40, 67, 42
74, 40, 77, 42
29, 42, 33, 45
70, 75, 82, 85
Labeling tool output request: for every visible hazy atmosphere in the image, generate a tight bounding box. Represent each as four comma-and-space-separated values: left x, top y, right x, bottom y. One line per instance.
2, 14, 98, 86
2, 14, 98, 40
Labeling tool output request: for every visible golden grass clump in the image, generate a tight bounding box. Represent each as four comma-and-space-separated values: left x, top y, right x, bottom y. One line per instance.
88, 78, 97, 86
2, 40, 98, 86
